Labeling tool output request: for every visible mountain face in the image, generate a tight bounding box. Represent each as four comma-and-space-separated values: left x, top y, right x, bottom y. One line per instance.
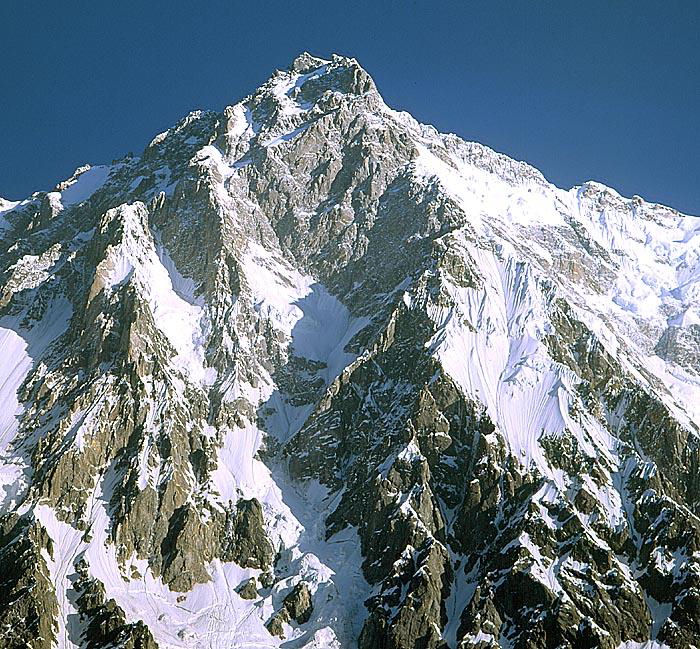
1, 52, 699, 649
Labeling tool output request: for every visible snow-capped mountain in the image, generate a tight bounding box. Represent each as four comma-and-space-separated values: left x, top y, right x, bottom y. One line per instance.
1, 52, 699, 649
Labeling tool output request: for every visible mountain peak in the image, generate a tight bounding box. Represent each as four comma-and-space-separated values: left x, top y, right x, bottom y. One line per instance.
288, 51, 330, 73
1, 53, 699, 649
276, 51, 377, 100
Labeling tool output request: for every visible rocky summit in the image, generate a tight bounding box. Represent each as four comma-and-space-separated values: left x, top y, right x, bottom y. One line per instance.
1, 52, 699, 649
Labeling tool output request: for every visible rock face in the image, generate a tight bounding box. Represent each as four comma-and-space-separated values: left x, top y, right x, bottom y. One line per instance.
0, 514, 58, 649
1, 52, 699, 649
266, 581, 314, 638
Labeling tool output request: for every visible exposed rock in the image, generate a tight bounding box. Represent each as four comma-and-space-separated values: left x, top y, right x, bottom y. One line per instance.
0, 514, 58, 649
237, 577, 259, 600
266, 610, 289, 638
283, 582, 314, 624
221, 498, 274, 570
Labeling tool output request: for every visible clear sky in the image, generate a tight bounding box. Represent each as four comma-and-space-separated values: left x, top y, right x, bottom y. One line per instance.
1, 1, 698, 214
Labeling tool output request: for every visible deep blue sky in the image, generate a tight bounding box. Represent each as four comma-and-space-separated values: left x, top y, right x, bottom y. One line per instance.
1, 1, 698, 214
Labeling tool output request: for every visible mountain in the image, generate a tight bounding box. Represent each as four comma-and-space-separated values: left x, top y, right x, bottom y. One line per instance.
1, 52, 699, 649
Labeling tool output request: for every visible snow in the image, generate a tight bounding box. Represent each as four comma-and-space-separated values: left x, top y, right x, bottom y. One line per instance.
0, 197, 22, 231
156, 241, 200, 305
643, 354, 700, 424
243, 61, 330, 149
33, 453, 369, 649
34, 504, 86, 649
268, 73, 307, 118
227, 104, 256, 139
411, 148, 592, 477
94, 203, 215, 388
424, 242, 578, 479
406, 127, 700, 497
265, 480, 370, 645
59, 165, 111, 205
289, 64, 329, 95
532, 483, 563, 530
267, 63, 328, 118
461, 631, 496, 645
0, 328, 32, 511
571, 183, 700, 353
101, 247, 134, 287
200, 241, 372, 645
37, 465, 276, 649
209, 421, 269, 504
0, 297, 72, 513
581, 473, 626, 530
148, 130, 169, 148
230, 241, 370, 496
442, 563, 478, 648
191, 145, 241, 205
241, 241, 369, 389
413, 143, 566, 231
409, 126, 700, 439
0, 197, 20, 215
668, 307, 700, 327
396, 440, 423, 464
129, 175, 146, 191
263, 122, 312, 147
4, 244, 62, 296
52, 234, 374, 646
645, 593, 673, 639
515, 531, 563, 595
